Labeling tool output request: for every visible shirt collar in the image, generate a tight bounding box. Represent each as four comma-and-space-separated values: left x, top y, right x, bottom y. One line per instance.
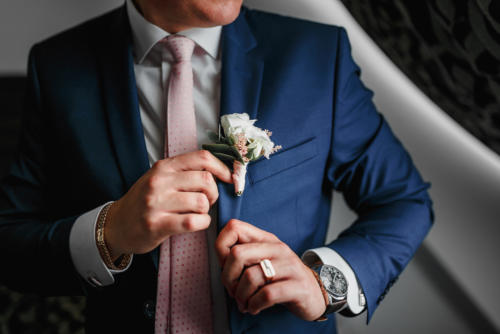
126, 0, 222, 63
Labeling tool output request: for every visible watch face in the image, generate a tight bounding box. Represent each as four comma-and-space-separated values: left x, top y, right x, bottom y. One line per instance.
320, 266, 348, 298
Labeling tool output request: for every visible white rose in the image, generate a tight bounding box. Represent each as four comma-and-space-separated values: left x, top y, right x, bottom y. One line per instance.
212, 113, 281, 195
247, 129, 274, 159
221, 113, 256, 138
221, 113, 276, 160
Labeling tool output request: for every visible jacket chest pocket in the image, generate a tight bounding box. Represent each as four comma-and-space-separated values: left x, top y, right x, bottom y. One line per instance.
247, 136, 318, 184
241, 137, 319, 250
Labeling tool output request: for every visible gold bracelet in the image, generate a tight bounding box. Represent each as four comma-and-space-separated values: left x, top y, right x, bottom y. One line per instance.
96, 202, 131, 270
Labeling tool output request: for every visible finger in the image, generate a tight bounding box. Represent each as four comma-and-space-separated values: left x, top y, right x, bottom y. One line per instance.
247, 281, 297, 315
215, 219, 279, 266
234, 259, 293, 311
233, 265, 265, 310
157, 213, 211, 236
162, 192, 210, 214
144, 169, 218, 206
221, 242, 289, 294
171, 171, 219, 205
158, 150, 232, 184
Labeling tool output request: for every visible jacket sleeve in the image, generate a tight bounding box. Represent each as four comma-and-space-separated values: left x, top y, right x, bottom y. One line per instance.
325, 28, 434, 321
0, 45, 86, 296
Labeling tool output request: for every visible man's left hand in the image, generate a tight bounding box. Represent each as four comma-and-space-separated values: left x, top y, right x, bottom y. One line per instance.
215, 219, 326, 321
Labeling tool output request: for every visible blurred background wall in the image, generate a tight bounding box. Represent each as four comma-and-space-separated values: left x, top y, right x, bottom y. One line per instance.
0, 0, 499, 333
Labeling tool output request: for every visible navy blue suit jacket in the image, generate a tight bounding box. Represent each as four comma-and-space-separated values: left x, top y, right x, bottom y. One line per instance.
0, 5, 433, 333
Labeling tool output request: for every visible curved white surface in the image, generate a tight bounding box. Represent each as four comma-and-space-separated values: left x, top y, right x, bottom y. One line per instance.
244, 0, 500, 330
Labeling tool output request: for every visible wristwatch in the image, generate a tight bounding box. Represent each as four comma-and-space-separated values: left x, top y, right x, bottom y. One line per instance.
310, 263, 348, 316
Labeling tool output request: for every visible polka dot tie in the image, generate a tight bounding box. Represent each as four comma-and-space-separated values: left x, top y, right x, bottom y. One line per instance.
155, 35, 214, 334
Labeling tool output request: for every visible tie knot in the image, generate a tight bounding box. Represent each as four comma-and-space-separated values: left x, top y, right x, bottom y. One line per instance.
162, 35, 195, 63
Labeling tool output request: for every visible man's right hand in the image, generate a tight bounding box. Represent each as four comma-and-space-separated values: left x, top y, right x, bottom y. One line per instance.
104, 150, 232, 260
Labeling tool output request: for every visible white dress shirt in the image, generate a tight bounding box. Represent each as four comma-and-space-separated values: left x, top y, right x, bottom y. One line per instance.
69, 1, 365, 329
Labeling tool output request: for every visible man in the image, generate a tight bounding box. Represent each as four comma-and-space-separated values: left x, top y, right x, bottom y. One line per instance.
0, 0, 433, 333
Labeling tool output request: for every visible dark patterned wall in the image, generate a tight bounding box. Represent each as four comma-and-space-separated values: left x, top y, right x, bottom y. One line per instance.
341, 0, 500, 155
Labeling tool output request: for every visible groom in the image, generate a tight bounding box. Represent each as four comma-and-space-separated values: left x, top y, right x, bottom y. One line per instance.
0, 0, 433, 333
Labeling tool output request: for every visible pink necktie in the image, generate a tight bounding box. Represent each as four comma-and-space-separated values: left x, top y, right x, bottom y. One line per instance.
155, 35, 213, 334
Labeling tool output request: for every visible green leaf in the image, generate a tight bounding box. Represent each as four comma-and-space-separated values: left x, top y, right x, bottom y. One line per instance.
213, 153, 236, 169
202, 143, 245, 163
246, 147, 256, 160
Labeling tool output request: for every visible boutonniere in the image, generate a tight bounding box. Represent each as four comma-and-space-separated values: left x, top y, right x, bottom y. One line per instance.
203, 113, 282, 196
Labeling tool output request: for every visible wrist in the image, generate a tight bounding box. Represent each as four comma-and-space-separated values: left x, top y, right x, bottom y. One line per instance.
104, 201, 125, 260
307, 266, 329, 321
96, 202, 131, 270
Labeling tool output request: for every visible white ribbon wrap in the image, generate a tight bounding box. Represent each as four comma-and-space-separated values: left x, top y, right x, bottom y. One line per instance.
232, 160, 248, 196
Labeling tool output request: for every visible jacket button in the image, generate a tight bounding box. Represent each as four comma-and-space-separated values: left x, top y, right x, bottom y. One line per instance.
144, 300, 155, 320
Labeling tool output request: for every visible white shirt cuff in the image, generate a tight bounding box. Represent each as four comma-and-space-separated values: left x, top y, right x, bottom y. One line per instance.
302, 247, 366, 315
69, 202, 132, 287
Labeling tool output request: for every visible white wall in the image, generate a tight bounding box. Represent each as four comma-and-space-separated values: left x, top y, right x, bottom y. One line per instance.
0, 0, 123, 74
1, 0, 499, 332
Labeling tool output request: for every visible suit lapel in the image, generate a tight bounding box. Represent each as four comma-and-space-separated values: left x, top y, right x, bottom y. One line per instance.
97, 6, 150, 194
217, 7, 264, 233
218, 8, 264, 334
95, 5, 265, 292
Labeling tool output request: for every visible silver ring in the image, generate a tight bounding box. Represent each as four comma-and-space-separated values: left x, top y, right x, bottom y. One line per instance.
259, 259, 276, 282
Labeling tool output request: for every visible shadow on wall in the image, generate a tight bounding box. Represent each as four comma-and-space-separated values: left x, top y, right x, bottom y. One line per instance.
328, 190, 499, 334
